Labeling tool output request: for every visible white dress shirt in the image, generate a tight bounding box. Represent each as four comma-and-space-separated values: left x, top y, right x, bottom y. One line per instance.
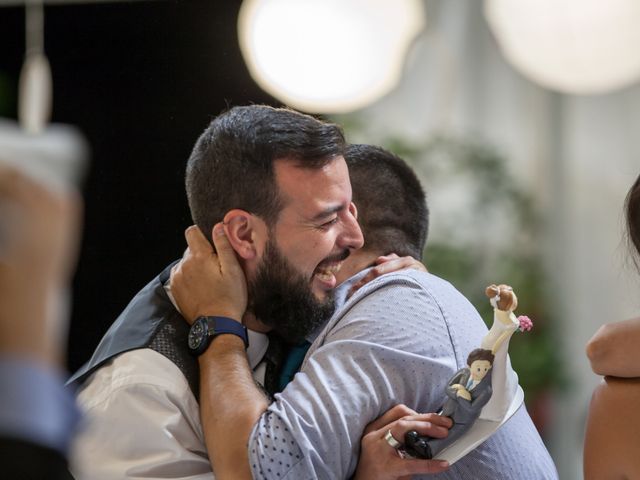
71, 331, 268, 479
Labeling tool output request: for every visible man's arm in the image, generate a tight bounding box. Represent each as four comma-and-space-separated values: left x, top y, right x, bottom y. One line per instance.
198, 336, 268, 480
171, 224, 269, 480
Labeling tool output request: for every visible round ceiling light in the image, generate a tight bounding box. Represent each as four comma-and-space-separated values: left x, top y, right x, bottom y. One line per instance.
485, 0, 640, 95
238, 0, 425, 113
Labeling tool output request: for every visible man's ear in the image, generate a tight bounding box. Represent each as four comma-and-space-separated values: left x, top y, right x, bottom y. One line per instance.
220, 209, 267, 260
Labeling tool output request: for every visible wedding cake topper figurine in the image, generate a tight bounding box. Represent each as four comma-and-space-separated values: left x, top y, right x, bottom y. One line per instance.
404, 283, 533, 460
404, 348, 495, 459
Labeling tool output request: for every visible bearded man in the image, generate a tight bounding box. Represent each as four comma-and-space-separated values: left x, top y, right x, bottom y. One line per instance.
68, 105, 364, 479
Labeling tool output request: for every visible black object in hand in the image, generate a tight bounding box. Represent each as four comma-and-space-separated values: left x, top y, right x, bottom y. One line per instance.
404, 430, 433, 459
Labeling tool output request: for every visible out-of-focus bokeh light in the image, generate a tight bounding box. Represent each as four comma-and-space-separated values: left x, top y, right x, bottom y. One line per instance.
238, 0, 425, 113
485, 0, 640, 95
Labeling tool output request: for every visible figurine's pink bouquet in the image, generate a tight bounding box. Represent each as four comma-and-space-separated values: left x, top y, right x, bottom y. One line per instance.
517, 315, 533, 332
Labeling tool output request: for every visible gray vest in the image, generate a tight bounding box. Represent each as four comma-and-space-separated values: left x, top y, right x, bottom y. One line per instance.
67, 263, 201, 398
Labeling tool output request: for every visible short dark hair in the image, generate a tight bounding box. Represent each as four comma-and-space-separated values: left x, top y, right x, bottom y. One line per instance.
344, 144, 428, 259
626, 173, 640, 267
466, 348, 495, 366
186, 105, 345, 239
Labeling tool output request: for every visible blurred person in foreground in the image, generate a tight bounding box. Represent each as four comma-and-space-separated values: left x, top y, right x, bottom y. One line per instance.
170, 144, 558, 479
585, 173, 640, 479
0, 166, 82, 478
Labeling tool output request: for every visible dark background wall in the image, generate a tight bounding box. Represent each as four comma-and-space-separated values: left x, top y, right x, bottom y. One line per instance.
0, 0, 276, 371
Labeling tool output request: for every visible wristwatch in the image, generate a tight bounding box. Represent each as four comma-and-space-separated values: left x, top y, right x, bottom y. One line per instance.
187, 316, 249, 356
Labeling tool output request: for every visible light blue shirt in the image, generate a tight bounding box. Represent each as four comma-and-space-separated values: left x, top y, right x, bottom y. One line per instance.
0, 356, 81, 455
248, 269, 558, 479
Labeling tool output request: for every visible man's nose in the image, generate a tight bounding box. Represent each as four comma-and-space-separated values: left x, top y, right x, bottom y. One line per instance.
339, 202, 364, 251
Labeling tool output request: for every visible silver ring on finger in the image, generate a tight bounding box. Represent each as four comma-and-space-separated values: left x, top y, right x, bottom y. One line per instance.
384, 429, 402, 450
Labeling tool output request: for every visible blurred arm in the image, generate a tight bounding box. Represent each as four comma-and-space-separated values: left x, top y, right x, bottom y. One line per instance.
0, 166, 82, 474
584, 376, 640, 479
0, 165, 81, 366
586, 318, 640, 377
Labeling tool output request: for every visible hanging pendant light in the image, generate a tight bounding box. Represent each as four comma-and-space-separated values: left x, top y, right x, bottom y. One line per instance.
485, 0, 640, 95
238, 0, 425, 113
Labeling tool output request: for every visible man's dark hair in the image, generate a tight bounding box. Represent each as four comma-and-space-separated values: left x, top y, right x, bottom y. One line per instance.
466, 348, 495, 366
186, 105, 345, 238
626, 173, 640, 268
344, 144, 428, 259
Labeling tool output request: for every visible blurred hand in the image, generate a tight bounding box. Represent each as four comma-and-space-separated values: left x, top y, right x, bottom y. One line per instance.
354, 404, 450, 480
349, 254, 427, 297
0, 166, 82, 366
170, 224, 247, 324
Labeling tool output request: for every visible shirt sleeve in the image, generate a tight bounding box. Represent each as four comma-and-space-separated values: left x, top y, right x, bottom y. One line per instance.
71, 349, 214, 480
0, 356, 81, 457
249, 276, 459, 479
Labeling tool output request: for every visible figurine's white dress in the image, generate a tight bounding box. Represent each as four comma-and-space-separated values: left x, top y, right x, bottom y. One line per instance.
479, 307, 519, 422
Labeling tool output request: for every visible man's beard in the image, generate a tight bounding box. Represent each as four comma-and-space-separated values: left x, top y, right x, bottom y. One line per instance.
249, 239, 338, 344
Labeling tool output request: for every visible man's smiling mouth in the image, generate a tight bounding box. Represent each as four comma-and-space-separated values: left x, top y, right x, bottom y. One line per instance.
314, 261, 343, 282
312, 250, 350, 284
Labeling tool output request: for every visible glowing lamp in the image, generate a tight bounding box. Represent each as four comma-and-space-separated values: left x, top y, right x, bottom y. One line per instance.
238, 0, 425, 113
485, 0, 640, 94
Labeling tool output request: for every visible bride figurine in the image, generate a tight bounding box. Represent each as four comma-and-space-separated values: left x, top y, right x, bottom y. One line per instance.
479, 284, 527, 422
482, 284, 520, 353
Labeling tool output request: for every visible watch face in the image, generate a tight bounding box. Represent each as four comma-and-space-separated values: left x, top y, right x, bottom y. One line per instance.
188, 320, 205, 350
188, 316, 248, 355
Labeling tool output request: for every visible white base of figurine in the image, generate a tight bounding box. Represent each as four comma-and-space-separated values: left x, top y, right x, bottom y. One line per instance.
434, 385, 525, 464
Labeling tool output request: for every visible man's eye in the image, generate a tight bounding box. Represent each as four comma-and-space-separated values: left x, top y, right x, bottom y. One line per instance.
319, 217, 339, 229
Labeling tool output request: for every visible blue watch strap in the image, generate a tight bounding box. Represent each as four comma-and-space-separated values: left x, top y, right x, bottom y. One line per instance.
205, 316, 249, 349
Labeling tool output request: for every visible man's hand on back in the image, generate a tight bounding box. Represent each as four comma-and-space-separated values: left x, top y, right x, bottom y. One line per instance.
349, 253, 427, 297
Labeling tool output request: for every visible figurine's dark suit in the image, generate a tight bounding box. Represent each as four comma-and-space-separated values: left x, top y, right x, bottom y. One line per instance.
405, 366, 493, 459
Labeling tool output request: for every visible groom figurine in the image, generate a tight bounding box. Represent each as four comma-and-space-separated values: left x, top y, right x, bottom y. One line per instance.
405, 348, 495, 459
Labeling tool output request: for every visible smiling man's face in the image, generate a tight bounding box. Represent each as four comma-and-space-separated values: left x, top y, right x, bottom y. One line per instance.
247, 155, 364, 341
271, 155, 363, 300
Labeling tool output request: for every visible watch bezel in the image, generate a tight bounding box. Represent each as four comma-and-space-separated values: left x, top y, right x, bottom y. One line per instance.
187, 316, 249, 356
187, 318, 207, 351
